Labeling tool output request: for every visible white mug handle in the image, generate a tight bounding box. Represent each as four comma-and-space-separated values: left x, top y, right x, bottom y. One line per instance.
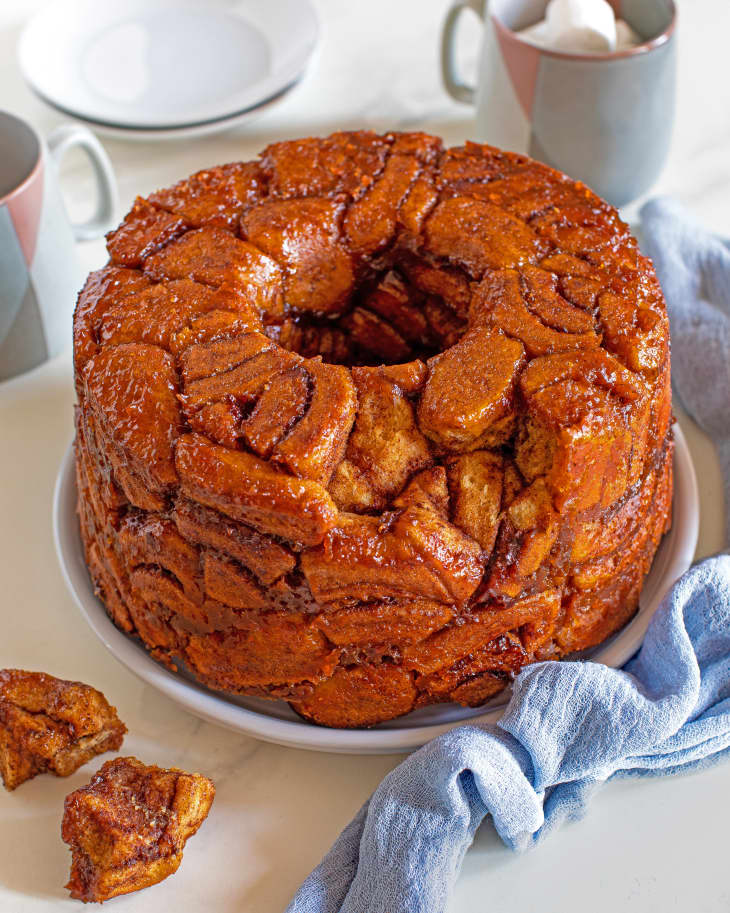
441, 0, 486, 104
47, 124, 117, 242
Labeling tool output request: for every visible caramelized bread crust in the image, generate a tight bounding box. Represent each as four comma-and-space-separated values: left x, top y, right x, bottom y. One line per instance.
73, 132, 673, 728
62, 756, 214, 902
0, 670, 126, 790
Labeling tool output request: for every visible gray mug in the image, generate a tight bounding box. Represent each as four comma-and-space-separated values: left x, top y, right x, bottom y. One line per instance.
441, 0, 677, 207
0, 111, 117, 382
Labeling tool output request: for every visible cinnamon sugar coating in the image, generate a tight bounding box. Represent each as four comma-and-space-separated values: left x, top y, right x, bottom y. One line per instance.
0, 670, 126, 790
74, 132, 672, 728
62, 757, 214, 902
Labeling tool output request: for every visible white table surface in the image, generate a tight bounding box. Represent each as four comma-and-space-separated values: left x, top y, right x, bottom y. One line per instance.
0, 1, 728, 910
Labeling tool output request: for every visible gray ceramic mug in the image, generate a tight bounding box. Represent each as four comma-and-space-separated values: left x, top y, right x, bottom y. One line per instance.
0, 111, 117, 382
442, 0, 677, 206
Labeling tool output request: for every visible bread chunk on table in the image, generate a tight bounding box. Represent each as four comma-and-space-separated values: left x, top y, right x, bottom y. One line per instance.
0, 670, 126, 791
62, 756, 215, 902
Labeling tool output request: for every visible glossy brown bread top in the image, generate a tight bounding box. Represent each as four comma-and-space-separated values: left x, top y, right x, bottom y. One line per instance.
73, 131, 673, 727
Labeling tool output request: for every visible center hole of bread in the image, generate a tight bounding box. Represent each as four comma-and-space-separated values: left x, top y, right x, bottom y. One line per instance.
275, 266, 464, 367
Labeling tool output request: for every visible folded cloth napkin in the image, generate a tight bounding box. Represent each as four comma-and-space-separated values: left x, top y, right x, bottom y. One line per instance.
641, 197, 730, 545
286, 198, 730, 913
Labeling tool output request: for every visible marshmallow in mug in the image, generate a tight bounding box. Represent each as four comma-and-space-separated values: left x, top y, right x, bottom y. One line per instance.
518, 0, 641, 53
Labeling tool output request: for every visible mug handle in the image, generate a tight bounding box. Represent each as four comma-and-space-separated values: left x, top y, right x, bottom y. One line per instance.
441, 0, 486, 104
47, 124, 117, 242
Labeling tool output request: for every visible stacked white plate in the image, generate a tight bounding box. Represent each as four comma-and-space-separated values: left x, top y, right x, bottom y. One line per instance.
18, 0, 319, 140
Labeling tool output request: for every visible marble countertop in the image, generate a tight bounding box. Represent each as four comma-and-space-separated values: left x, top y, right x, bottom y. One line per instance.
0, 0, 728, 910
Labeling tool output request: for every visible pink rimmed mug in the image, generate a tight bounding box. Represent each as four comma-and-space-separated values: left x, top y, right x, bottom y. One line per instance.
0, 111, 117, 382
441, 0, 677, 206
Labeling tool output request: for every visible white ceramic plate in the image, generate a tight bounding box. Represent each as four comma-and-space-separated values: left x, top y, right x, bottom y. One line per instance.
53, 425, 699, 755
19, 0, 318, 130
36, 79, 304, 143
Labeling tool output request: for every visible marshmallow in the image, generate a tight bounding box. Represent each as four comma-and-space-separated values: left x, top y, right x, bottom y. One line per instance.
544, 0, 616, 52
516, 0, 642, 54
615, 18, 642, 50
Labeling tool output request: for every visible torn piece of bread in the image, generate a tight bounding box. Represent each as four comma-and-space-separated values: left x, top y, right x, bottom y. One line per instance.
62, 756, 215, 902
0, 669, 126, 791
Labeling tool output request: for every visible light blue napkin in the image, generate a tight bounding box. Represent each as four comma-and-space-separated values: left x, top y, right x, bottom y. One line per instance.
641, 198, 730, 545
286, 198, 730, 913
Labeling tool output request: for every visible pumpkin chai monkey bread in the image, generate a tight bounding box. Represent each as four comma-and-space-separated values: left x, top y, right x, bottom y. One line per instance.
73, 131, 672, 728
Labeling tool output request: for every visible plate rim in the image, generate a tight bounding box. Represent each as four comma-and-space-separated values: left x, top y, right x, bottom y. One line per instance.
25, 77, 304, 143
53, 424, 699, 755
18, 0, 319, 129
